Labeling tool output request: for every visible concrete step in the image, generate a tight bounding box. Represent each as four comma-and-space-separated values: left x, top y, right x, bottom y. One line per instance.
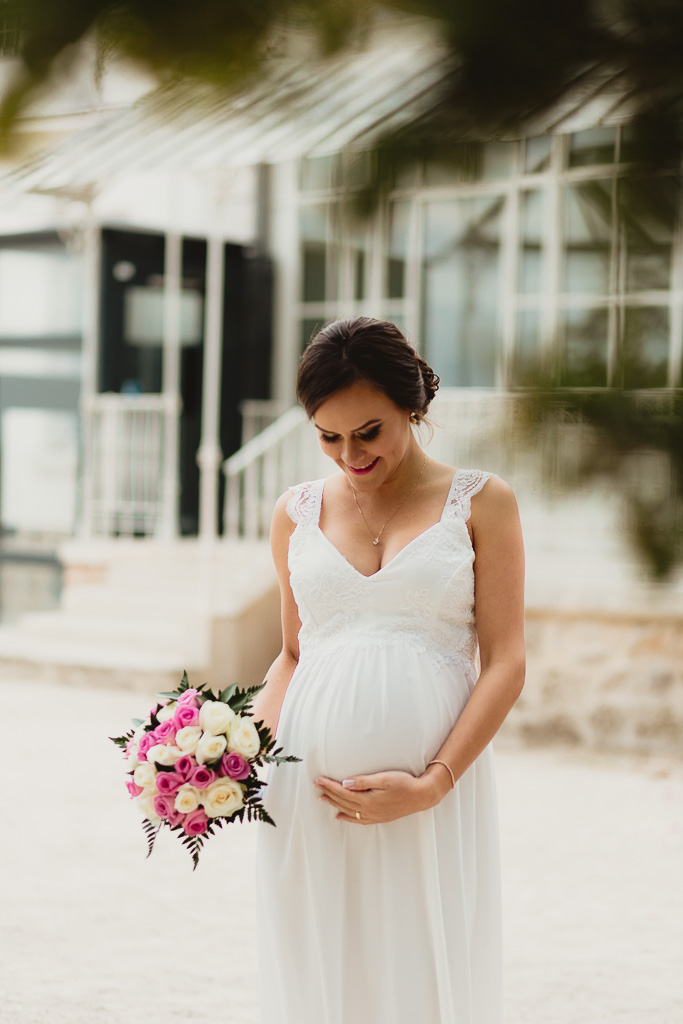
60, 585, 204, 617
0, 538, 282, 691
0, 623, 200, 676
16, 610, 208, 660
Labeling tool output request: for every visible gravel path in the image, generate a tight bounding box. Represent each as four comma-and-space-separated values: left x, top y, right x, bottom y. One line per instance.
2, 677, 681, 1023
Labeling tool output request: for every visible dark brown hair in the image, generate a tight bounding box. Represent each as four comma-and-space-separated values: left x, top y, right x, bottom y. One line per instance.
296, 317, 439, 420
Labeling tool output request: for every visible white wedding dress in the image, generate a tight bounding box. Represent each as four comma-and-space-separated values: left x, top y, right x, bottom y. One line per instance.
256, 469, 502, 1024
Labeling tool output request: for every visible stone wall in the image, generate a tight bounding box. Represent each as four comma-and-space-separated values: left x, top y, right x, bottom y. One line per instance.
500, 610, 683, 755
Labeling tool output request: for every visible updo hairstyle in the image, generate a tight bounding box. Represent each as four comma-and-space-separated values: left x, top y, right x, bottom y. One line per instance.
296, 317, 439, 422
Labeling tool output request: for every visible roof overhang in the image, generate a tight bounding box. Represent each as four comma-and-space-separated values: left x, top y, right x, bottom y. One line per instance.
0, 26, 451, 199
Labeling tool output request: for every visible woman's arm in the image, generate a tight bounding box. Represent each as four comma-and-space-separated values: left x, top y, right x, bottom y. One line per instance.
250, 492, 302, 739
316, 474, 525, 822
420, 474, 525, 803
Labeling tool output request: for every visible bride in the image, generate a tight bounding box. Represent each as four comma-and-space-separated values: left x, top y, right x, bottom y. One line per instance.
252, 316, 525, 1024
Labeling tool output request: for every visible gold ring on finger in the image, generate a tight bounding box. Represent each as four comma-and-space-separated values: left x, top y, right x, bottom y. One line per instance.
355, 810, 361, 822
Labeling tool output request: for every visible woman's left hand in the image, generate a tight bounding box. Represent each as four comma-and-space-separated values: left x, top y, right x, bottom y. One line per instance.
314, 769, 447, 824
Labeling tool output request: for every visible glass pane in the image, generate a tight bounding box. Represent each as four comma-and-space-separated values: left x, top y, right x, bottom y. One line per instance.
560, 307, 609, 386
423, 144, 473, 186
562, 180, 613, 294
0, 248, 82, 337
620, 124, 682, 167
346, 150, 372, 189
480, 141, 515, 180
300, 155, 336, 191
620, 176, 677, 292
512, 310, 541, 385
519, 189, 546, 294
388, 313, 407, 333
300, 205, 328, 302
422, 195, 503, 386
392, 151, 420, 189
350, 221, 370, 302
568, 127, 616, 167
124, 287, 203, 346
387, 202, 410, 299
622, 307, 669, 388
525, 136, 552, 173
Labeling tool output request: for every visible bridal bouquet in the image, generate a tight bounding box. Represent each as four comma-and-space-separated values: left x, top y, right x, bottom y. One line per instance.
110, 672, 299, 868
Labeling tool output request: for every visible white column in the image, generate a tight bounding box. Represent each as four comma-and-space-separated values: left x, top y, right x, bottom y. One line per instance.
197, 233, 225, 541
78, 201, 101, 539
271, 159, 300, 406
160, 230, 182, 539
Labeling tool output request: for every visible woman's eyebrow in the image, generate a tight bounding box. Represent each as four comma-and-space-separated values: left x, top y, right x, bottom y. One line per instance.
313, 418, 382, 434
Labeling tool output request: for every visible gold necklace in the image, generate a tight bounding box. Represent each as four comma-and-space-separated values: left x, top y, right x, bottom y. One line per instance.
349, 456, 428, 546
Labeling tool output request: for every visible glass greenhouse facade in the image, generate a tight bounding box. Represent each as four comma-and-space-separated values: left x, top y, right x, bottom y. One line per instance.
297, 126, 682, 391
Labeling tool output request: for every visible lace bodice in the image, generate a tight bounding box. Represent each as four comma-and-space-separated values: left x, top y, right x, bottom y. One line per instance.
285, 469, 491, 670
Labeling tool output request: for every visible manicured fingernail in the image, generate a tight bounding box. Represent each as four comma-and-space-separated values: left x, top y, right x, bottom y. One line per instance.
342, 779, 354, 788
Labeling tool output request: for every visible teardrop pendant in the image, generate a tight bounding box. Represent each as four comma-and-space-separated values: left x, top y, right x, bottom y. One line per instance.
372, 538, 380, 546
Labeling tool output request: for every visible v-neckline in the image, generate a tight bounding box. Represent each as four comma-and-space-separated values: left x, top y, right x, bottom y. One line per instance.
316, 470, 461, 581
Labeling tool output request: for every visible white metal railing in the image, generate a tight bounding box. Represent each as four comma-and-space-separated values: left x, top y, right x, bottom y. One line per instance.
222, 406, 329, 539
82, 393, 181, 538
239, 399, 289, 445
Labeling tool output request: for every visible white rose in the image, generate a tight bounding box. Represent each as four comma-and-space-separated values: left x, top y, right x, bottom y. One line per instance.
174, 784, 201, 814
156, 701, 177, 723
227, 717, 261, 759
198, 700, 236, 736
201, 778, 245, 818
147, 743, 184, 766
133, 762, 157, 788
175, 725, 203, 754
195, 732, 227, 765
134, 791, 160, 823
125, 745, 140, 771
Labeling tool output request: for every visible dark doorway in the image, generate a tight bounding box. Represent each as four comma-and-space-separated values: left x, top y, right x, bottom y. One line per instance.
99, 229, 273, 536
100, 228, 206, 535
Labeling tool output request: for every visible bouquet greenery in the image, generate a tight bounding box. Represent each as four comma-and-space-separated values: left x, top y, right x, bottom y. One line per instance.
110, 671, 300, 868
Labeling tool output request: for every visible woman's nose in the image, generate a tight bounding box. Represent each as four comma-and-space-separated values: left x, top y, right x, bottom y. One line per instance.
342, 438, 364, 466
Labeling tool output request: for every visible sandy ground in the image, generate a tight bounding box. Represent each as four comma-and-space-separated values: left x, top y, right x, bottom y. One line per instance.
1, 676, 682, 1024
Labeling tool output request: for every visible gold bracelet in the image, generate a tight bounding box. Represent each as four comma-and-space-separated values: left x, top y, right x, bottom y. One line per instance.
428, 759, 456, 789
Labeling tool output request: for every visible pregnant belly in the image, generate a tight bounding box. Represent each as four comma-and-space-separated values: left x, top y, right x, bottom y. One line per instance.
277, 643, 475, 782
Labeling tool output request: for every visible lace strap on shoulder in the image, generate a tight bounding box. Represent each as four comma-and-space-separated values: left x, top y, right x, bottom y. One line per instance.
443, 469, 491, 523
285, 479, 325, 526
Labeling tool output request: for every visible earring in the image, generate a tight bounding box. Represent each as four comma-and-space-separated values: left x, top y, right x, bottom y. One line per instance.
410, 412, 419, 424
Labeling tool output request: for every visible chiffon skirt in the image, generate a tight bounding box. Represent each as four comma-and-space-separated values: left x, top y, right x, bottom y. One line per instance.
255, 641, 503, 1024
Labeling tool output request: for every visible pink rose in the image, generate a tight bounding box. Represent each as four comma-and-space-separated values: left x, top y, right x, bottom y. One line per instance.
166, 807, 185, 827
183, 808, 209, 836
153, 794, 176, 819
177, 689, 200, 707
220, 752, 251, 780
155, 771, 183, 796
137, 732, 156, 760
126, 780, 144, 798
174, 704, 199, 729
190, 765, 216, 789
153, 720, 176, 744
174, 755, 195, 781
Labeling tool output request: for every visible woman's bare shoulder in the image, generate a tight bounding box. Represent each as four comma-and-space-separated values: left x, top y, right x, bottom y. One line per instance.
469, 472, 521, 535
271, 489, 297, 539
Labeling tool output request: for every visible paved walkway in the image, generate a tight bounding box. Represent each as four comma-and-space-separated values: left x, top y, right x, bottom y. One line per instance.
2, 677, 682, 1023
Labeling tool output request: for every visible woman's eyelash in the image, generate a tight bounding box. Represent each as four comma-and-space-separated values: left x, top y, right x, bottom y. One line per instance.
320, 426, 381, 444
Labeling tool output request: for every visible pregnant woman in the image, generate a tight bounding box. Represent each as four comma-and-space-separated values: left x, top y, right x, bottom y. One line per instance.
253, 316, 525, 1024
